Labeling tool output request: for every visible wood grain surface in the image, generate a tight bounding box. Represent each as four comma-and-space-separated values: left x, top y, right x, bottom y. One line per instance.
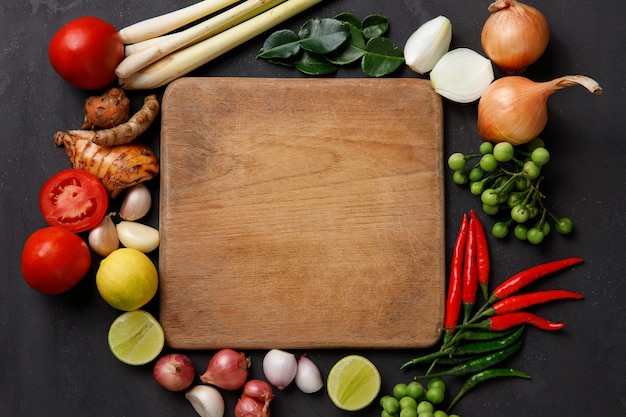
159, 77, 445, 349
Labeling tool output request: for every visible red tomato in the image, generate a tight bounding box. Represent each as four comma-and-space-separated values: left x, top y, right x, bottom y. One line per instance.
39, 168, 109, 233
48, 16, 124, 90
21, 227, 91, 295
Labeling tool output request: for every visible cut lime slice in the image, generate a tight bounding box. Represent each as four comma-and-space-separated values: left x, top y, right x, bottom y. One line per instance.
107, 310, 164, 365
327, 355, 381, 411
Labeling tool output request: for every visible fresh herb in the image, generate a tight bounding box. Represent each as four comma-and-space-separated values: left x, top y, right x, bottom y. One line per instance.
256, 13, 404, 77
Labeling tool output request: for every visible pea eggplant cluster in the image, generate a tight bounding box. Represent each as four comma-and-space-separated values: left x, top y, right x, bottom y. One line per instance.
401, 211, 585, 412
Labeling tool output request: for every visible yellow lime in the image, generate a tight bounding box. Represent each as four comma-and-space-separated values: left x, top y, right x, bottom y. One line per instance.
327, 355, 381, 411
107, 310, 164, 365
96, 247, 158, 311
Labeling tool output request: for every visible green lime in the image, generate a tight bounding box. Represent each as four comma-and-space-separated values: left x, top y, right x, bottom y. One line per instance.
96, 248, 158, 311
327, 355, 381, 411
107, 310, 164, 365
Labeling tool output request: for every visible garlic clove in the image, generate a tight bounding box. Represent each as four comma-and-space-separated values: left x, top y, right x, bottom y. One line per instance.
116, 220, 160, 253
88, 214, 120, 257
119, 183, 152, 221
404, 15, 452, 75
430, 48, 494, 103
186, 385, 225, 417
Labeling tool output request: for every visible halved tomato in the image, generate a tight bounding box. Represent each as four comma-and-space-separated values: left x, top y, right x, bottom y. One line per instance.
39, 168, 108, 233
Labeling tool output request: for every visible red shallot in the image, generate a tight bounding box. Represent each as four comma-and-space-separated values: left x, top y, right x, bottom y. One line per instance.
243, 379, 275, 405
234, 395, 269, 417
153, 353, 196, 392
200, 348, 250, 390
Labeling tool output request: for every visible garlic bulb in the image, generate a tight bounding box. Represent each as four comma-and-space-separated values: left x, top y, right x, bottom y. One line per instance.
430, 48, 494, 103
404, 15, 452, 74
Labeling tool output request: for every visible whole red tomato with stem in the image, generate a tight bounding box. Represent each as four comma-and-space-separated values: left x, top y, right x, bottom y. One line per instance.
48, 16, 124, 90
39, 168, 109, 233
21, 227, 91, 295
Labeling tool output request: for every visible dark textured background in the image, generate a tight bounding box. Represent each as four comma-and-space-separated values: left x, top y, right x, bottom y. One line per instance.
1, 1, 625, 416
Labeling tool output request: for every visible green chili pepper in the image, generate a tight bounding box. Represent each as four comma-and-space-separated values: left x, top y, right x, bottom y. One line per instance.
452, 325, 525, 357
456, 326, 518, 342
432, 355, 480, 366
400, 348, 454, 369
446, 368, 531, 412
401, 326, 525, 370
414, 339, 524, 379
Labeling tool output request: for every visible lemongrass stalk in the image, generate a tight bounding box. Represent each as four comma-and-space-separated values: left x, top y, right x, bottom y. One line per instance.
118, 0, 240, 44
124, 0, 281, 56
125, 35, 177, 56
116, 0, 286, 79
121, 0, 325, 90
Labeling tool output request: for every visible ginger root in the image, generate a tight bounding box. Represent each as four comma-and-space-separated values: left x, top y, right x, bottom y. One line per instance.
54, 130, 159, 198
75, 94, 160, 147
82, 87, 131, 129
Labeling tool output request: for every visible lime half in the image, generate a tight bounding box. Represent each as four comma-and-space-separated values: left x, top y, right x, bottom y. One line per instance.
327, 355, 381, 411
108, 310, 164, 365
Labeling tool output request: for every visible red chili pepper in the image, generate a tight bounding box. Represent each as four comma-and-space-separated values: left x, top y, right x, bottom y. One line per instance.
482, 312, 565, 332
462, 217, 477, 322
469, 210, 490, 300
489, 257, 584, 303
444, 214, 469, 336
482, 289, 584, 317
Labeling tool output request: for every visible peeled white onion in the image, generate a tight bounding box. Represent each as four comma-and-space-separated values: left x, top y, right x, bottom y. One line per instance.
404, 15, 452, 74
430, 48, 494, 103
186, 385, 225, 417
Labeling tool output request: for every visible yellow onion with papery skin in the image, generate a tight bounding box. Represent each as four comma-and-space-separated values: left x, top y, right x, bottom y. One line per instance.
477, 75, 602, 145
481, 0, 550, 75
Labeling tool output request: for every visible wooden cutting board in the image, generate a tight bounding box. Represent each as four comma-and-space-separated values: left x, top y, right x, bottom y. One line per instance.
159, 77, 445, 350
